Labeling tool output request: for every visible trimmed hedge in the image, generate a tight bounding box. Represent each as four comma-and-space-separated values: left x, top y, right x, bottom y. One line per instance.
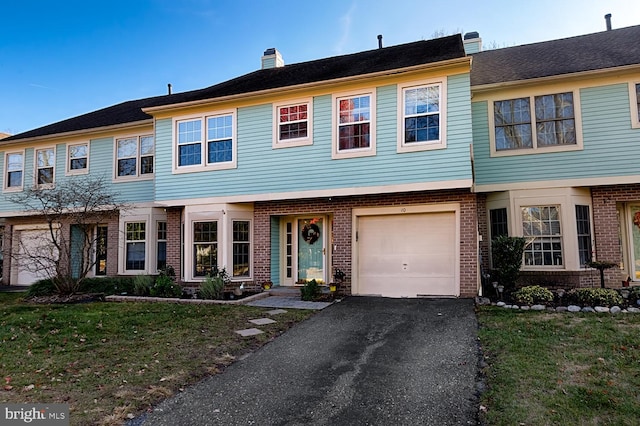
512, 285, 554, 305
569, 288, 623, 307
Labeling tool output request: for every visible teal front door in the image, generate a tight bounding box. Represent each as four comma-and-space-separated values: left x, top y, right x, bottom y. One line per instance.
297, 217, 325, 283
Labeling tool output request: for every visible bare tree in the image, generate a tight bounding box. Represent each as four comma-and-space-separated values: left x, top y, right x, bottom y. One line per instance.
9, 176, 126, 294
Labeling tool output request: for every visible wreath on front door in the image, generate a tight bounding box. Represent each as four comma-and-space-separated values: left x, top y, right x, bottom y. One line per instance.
301, 223, 321, 244
634, 211, 640, 230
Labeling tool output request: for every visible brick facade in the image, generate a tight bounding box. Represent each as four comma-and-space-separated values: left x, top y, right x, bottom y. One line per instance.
254, 189, 478, 298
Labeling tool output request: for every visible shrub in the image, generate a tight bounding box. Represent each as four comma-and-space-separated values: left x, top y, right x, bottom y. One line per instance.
27, 279, 56, 297
300, 279, 321, 301
150, 274, 183, 298
196, 267, 230, 300
570, 288, 623, 307
197, 275, 225, 300
491, 235, 527, 292
133, 275, 153, 296
78, 277, 135, 295
512, 285, 554, 305
627, 286, 640, 306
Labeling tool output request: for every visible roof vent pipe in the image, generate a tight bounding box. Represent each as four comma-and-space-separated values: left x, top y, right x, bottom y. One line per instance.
377, 34, 383, 49
605, 13, 612, 31
167, 83, 172, 95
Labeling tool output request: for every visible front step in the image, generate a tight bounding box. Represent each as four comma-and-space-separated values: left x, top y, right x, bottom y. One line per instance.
268, 286, 301, 297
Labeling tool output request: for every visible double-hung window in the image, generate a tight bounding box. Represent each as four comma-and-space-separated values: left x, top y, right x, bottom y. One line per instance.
157, 221, 167, 271
333, 91, 375, 158
575, 205, 592, 267
398, 81, 446, 152
194, 221, 217, 277
125, 222, 146, 270
5, 152, 24, 190
493, 91, 579, 154
175, 112, 235, 171
522, 206, 563, 267
36, 148, 55, 186
232, 220, 251, 278
116, 135, 154, 179
631, 82, 640, 128
274, 100, 312, 147
67, 143, 88, 174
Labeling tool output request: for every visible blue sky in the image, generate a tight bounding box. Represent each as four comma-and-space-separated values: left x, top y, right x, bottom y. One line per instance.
1, 0, 639, 135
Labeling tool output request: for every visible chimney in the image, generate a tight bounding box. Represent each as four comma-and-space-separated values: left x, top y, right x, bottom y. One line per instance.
463, 31, 482, 54
377, 34, 383, 49
167, 83, 172, 95
605, 13, 612, 31
261, 48, 284, 69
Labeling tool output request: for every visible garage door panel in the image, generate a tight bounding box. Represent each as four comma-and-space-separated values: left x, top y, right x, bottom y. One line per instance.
14, 229, 58, 286
357, 212, 457, 298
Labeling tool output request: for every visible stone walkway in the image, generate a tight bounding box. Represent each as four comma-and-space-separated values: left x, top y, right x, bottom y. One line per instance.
235, 308, 295, 336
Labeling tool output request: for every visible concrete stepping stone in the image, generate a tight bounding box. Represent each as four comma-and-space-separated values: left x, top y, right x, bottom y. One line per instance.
266, 309, 288, 315
235, 328, 264, 337
249, 318, 277, 326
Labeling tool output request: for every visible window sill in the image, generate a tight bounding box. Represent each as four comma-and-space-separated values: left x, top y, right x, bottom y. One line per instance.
173, 162, 237, 174
491, 144, 582, 157
397, 141, 446, 153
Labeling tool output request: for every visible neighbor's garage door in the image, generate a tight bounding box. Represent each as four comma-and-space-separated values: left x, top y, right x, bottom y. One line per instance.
357, 212, 458, 297
13, 228, 57, 285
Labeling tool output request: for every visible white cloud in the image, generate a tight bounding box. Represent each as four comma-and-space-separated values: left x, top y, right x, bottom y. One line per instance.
334, 2, 357, 54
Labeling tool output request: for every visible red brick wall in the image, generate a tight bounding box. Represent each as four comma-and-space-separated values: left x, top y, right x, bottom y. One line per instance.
165, 208, 182, 283
254, 189, 478, 298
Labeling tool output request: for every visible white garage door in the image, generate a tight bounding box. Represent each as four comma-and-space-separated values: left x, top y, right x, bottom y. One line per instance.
13, 228, 57, 285
356, 212, 458, 297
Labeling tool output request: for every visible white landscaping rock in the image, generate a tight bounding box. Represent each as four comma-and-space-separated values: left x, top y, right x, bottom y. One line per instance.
496, 302, 506, 307
582, 307, 596, 313
568, 305, 582, 312
627, 307, 640, 313
610, 306, 622, 314
556, 306, 568, 312
531, 305, 546, 311
594, 306, 610, 313
520, 306, 530, 311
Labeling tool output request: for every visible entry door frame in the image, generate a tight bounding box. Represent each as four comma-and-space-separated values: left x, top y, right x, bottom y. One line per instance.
280, 215, 330, 286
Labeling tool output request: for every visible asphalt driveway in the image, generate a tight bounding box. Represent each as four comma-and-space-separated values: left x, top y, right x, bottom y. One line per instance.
137, 297, 480, 425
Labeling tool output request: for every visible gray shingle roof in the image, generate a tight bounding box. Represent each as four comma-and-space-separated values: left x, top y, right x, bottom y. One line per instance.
471, 25, 640, 87
3, 34, 465, 142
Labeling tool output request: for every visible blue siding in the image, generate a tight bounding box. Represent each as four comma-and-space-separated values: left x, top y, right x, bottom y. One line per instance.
155, 75, 473, 201
473, 83, 640, 186
0, 136, 154, 213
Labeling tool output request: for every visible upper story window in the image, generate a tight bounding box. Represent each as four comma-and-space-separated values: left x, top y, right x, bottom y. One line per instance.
631, 82, 640, 129
333, 90, 376, 159
491, 91, 581, 156
4, 152, 24, 190
35, 148, 55, 186
116, 135, 154, 179
398, 80, 447, 153
273, 100, 313, 148
67, 143, 89, 174
175, 111, 236, 172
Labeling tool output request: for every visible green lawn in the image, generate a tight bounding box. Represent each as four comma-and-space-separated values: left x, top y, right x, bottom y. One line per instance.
478, 306, 640, 425
0, 293, 313, 425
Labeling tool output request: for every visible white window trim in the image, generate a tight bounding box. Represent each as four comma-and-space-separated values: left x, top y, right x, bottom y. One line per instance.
397, 78, 447, 153
172, 110, 237, 174
118, 208, 166, 275
33, 146, 56, 188
630, 81, 640, 129
272, 98, 313, 148
113, 135, 155, 182
66, 142, 90, 175
488, 89, 583, 157
331, 89, 376, 160
228, 218, 253, 280
3, 150, 25, 192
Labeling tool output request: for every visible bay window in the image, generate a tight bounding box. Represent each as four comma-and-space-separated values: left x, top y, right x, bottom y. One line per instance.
125, 222, 146, 270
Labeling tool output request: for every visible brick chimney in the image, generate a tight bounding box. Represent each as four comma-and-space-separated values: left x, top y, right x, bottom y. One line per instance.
261, 48, 284, 69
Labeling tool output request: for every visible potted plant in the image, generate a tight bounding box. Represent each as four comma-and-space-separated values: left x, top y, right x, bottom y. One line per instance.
262, 280, 273, 291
